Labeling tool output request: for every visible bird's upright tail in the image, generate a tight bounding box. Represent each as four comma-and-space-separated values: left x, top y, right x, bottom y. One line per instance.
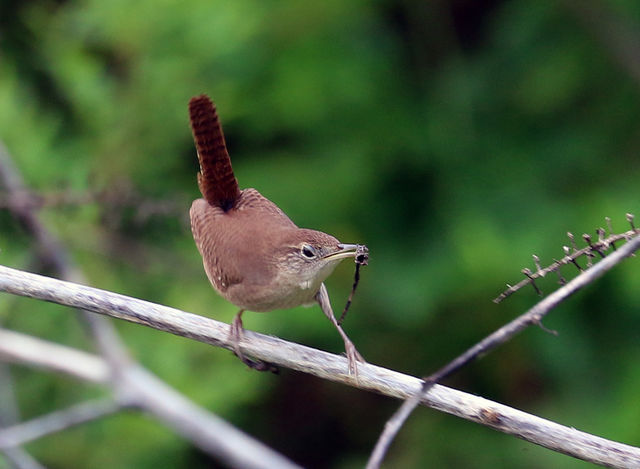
188, 95, 240, 211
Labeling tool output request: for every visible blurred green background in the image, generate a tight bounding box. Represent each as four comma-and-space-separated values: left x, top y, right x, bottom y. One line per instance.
1, 0, 639, 467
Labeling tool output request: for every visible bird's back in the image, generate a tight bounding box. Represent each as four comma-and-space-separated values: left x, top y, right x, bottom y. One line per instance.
190, 187, 302, 311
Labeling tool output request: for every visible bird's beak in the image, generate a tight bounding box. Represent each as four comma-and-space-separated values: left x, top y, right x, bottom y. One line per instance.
322, 244, 362, 261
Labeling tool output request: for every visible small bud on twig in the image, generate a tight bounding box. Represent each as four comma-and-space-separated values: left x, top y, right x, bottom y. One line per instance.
533, 254, 544, 275
522, 268, 542, 296
493, 214, 639, 303
567, 232, 578, 251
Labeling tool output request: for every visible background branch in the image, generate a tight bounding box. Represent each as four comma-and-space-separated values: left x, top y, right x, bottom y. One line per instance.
0, 326, 302, 469
0, 363, 47, 469
0, 399, 123, 450
0, 449, 46, 469
0, 328, 109, 383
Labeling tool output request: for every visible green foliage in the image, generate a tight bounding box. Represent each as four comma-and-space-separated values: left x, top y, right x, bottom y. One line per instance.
1, 0, 639, 467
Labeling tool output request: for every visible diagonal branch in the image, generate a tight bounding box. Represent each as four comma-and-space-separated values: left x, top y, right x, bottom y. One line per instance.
366, 232, 640, 469
0, 399, 123, 450
494, 216, 639, 303
0, 328, 109, 383
1, 265, 640, 467
0, 449, 46, 469
0, 327, 302, 469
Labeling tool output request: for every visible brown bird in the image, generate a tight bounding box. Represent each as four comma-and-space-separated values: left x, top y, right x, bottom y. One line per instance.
188, 94, 366, 374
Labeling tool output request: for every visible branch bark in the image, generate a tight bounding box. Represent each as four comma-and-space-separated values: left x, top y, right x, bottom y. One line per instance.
1, 264, 639, 467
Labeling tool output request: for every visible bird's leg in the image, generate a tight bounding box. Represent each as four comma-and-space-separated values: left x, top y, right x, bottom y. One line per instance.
229, 309, 278, 373
315, 283, 365, 376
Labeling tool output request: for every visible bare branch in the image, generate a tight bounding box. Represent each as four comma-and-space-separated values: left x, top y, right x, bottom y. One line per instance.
0, 399, 122, 450
0, 364, 47, 469
1, 265, 640, 467
0, 328, 302, 469
0, 328, 109, 383
494, 218, 639, 303
0, 365, 20, 428
0, 449, 47, 469
367, 232, 640, 469
117, 366, 303, 469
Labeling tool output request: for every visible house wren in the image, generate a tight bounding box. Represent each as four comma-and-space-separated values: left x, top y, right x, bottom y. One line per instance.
188, 95, 366, 374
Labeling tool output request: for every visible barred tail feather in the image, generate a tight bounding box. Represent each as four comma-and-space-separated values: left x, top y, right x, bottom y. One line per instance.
188, 95, 240, 211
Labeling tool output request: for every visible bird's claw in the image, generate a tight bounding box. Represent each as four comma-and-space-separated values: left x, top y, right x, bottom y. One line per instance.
345, 339, 365, 377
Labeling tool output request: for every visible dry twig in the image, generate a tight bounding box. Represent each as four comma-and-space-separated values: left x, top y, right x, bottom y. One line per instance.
494, 215, 639, 303
366, 231, 640, 469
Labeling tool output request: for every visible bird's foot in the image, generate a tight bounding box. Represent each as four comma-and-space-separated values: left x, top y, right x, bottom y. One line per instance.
344, 339, 366, 377
228, 313, 278, 373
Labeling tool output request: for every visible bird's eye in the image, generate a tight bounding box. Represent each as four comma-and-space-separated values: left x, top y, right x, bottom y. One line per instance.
301, 244, 317, 258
